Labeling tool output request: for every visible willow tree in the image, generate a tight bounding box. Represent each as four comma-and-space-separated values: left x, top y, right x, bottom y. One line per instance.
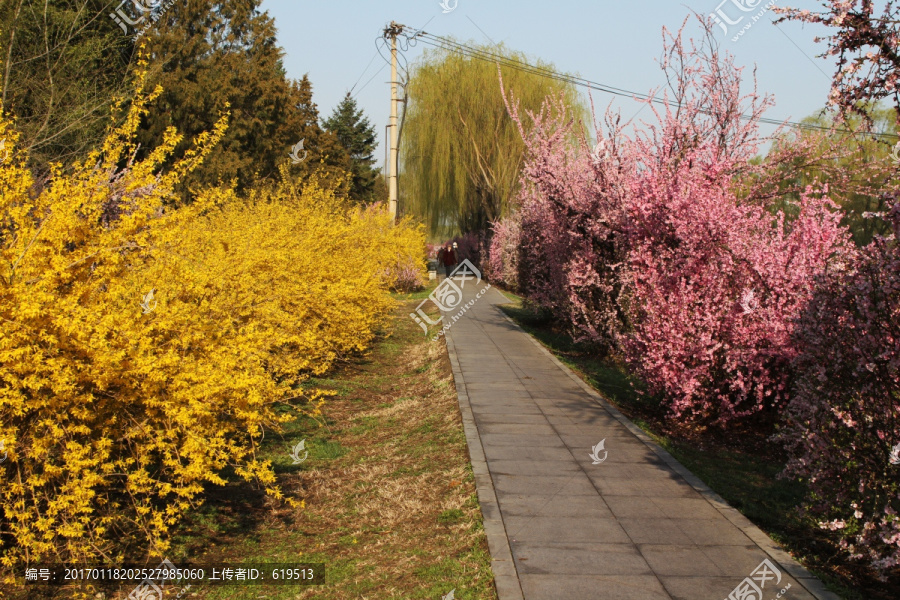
401, 42, 584, 236
759, 105, 898, 246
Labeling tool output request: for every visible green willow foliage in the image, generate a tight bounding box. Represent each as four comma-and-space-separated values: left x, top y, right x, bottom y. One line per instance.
401, 42, 585, 236
763, 106, 898, 246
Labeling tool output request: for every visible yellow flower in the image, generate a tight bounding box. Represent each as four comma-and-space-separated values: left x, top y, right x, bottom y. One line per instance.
0, 64, 424, 572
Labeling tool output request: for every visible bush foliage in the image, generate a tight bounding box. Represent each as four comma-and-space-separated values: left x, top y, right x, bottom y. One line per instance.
490, 21, 897, 570
781, 204, 900, 570
497, 26, 854, 424
0, 71, 424, 573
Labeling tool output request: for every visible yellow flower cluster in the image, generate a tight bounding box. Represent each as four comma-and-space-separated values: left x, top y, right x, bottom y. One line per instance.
0, 68, 425, 575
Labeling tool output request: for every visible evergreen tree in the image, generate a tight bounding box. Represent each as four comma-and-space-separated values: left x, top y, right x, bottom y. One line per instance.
134, 0, 348, 196
0, 0, 350, 193
323, 92, 383, 204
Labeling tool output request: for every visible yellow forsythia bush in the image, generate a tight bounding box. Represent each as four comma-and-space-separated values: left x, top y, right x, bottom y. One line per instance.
0, 69, 425, 576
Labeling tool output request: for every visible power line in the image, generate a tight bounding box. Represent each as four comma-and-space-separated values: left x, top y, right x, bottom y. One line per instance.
352, 62, 388, 99
348, 51, 380, 96
403, 27, 899, 142
414, 31, 852, 135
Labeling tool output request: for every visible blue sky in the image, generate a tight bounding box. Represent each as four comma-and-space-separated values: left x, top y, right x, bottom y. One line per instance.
259, 0, 833, 168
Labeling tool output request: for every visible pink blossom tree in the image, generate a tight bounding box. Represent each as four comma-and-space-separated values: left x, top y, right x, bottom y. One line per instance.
780, 203, 898, 570
488, 212, 522, 291
502, 20, 854, 423
775, 1, 900, 127
500, 68, 634, 346
775, 1, 900, 571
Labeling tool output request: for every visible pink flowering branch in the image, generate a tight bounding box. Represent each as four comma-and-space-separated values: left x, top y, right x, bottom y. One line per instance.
775, 1, 900, 127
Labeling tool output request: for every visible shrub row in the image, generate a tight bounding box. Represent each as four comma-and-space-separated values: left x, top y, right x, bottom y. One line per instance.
489, 29, 899, 569
0, 75, 425, 573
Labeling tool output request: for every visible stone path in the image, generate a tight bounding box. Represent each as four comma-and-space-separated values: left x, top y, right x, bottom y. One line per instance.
435, 271, 839, 600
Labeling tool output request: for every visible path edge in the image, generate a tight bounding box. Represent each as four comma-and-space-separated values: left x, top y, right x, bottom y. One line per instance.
492, 304, 841, 600
443, 325, 525, 600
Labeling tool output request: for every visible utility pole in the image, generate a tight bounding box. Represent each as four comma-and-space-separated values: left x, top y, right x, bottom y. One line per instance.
384, 124, 390, 188
384, 21, 404, 223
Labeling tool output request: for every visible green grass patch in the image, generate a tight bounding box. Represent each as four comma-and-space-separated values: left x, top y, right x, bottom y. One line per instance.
438, 509, 465, 525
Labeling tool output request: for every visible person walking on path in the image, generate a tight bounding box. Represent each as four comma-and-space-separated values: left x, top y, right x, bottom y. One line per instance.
436, 245, 446, 277
442, 243, 458, 277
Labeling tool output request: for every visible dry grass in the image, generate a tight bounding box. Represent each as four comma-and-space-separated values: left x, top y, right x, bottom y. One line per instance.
15, 291, 496, 600
280, 324, 493, 599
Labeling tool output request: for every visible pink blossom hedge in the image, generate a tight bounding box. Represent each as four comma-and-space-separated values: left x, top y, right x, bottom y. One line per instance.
780, 203, 900, 570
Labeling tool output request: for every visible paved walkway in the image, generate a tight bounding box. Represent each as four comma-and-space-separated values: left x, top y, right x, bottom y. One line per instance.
437, 273, 838, 600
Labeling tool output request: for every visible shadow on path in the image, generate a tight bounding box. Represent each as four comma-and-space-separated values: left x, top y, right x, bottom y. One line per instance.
437, 274, 839, 600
